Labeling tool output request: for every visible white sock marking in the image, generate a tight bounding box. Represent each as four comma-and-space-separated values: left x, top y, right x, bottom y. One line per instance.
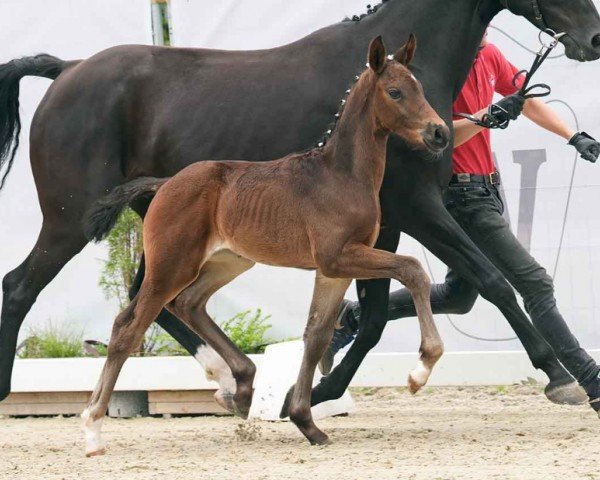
194, 345, 236, 394
409, 360, 431, 388
82, 408, 106, 456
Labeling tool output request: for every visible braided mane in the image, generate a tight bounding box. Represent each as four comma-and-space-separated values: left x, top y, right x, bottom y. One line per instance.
342, 0, 392, 23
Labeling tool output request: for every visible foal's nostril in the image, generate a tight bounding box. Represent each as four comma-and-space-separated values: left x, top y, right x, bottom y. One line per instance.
422, 123, 449, 152
592, 34, 600, 49
429, 124, 449, 149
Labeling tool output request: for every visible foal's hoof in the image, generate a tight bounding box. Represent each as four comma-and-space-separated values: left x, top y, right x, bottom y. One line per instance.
279, 386, 294, 419
407, 369, 429, 395
85, 446, 106, 458
545, 380, 587, 405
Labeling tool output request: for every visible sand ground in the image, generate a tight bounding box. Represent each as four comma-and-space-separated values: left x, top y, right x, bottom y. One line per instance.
0, 385, 598, 480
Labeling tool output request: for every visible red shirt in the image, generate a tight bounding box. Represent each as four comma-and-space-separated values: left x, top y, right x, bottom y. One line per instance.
452, 44, 523, 175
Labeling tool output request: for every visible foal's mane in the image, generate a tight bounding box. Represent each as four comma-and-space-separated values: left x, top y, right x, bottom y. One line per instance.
305, 61, 384, 160
313, 68, 364, 150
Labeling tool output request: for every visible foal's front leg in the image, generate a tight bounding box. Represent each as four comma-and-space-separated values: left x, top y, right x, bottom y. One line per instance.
281, 272, 351, 445
320, 244, 444, 393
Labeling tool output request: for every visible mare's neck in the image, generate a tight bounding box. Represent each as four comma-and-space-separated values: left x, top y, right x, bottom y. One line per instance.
355, 0, 500, 96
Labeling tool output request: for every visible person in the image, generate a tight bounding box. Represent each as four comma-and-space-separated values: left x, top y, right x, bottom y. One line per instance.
320, 31, 600, 413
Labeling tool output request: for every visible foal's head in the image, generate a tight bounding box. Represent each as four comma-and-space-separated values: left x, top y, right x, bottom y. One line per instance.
363, 35, 450, 156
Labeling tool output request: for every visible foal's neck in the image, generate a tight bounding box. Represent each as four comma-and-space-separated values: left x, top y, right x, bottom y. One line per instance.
322, 74, 388, 194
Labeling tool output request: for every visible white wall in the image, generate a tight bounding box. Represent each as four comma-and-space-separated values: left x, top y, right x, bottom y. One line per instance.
2, 0, 600, 354
0, 0, 152, 342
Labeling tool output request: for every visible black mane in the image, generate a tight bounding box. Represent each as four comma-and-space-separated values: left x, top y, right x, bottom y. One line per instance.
342, 0, 392, 23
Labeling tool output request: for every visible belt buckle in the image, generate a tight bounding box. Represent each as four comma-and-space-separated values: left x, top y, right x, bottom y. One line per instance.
457, 173, 471, 183
489, 172, 499, 185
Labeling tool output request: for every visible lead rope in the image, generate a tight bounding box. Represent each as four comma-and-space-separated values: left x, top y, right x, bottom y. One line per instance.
455, 28, 564, 129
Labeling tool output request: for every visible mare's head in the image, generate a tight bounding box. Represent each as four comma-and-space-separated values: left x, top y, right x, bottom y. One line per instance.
364, 35, 450, 157
500, 0, 600, 61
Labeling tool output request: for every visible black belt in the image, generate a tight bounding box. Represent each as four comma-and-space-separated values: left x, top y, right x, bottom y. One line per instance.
450, 172, 501, 186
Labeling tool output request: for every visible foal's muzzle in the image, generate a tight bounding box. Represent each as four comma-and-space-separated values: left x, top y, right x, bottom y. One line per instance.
422, 122, 450, 153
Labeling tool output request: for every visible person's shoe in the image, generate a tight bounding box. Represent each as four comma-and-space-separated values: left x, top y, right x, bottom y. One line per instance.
318, 300, 359, 375
586, 372, 600, 418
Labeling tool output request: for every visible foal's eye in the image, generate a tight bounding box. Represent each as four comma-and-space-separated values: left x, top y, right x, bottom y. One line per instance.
388, 89, 403, 100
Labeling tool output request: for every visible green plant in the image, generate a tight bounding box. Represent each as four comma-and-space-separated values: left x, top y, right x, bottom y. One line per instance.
220, 309, 274, 354
99, 208, 143, 310
18, 322, 84, 359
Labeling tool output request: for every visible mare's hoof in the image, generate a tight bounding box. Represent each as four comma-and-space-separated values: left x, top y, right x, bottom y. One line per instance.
280, 386, 294, 419
545, 380, 587, 405
308, 430, 331, 446
215, 391, 236, 414
232, 389, 253, 420
0, 385, 10, 402
233, 403, 250, 420
85, 446, 106, 458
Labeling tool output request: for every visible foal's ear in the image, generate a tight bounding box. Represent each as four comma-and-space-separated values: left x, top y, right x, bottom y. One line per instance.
395, 33, 417, 66
368, 36, 387, 74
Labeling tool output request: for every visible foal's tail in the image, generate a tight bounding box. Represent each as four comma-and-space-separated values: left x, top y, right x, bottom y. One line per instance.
83, 177, 169, 242
0, 54, 79, 190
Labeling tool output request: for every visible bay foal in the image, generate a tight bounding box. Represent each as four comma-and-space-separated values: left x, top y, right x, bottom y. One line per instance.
82, 36, 449, 454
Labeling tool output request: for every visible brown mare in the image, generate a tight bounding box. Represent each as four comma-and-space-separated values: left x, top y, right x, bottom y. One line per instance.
81, 35, 449, 454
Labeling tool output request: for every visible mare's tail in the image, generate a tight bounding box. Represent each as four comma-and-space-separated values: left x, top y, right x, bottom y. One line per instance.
83, 177, 169, 242
0, 54, 79, 190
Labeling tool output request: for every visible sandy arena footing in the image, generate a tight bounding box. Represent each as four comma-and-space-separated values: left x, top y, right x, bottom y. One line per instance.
0, 386, 597, 480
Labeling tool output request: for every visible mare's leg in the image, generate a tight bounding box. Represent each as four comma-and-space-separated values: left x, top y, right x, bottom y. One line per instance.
1, 221, 87, 400
281, 272, 351, 445
167, 250, 257, 418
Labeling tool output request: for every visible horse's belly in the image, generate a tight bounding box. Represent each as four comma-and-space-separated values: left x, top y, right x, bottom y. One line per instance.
224, 228, 316, 269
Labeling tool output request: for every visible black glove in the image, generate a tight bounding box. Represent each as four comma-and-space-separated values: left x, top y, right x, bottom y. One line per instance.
491, 92, 526, 123
569, 132, 600, 163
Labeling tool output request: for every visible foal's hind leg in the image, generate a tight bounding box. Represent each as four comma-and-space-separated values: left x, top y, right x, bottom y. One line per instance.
129, 201, 236, 402
167, 250, 257, 418
82, 290, 170, 456
131, 252, 236, 411
280, 272, 351, 445
82, 246, 204, 456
